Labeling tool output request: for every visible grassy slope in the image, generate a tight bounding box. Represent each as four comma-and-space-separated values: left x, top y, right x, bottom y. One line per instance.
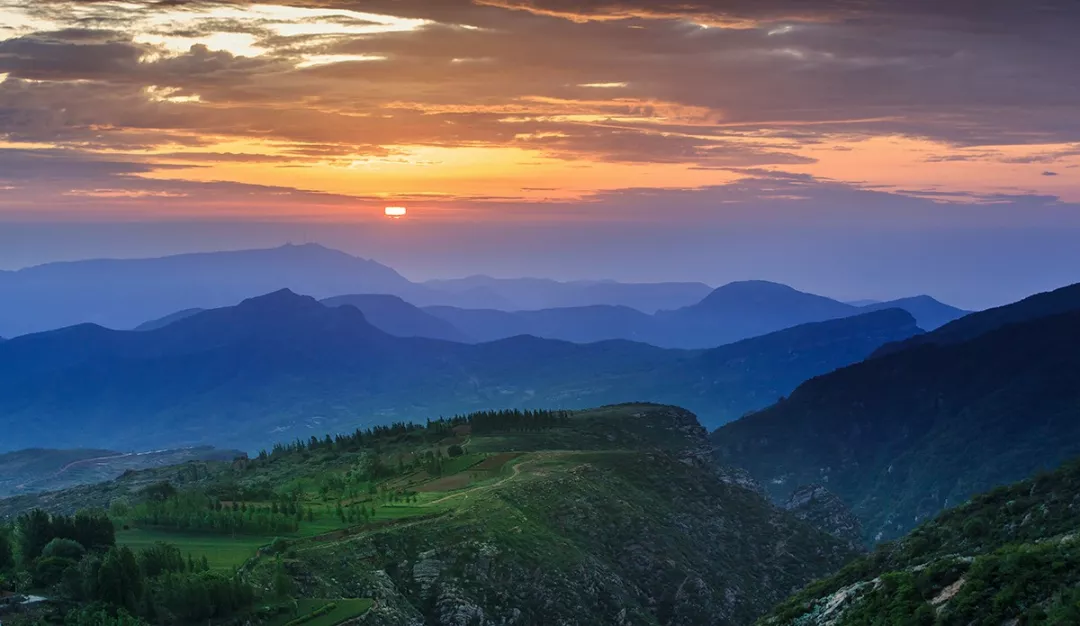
235, 406, 853, 626
3, 404, 854, 625
762, 458, 1080, 625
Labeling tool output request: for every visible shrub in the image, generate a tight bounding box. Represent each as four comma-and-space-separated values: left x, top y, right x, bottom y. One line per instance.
447, 445, 464, 458
43, 537, 87, 561
964, 516, 990, 540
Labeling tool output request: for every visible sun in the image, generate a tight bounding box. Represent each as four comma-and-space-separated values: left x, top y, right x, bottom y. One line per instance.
384, 206, 407, 219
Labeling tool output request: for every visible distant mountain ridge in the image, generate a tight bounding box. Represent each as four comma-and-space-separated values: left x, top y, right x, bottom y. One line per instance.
423, 275, 714, 312
0, 244, 969, 346
0, 290, 921, 451
0, 446, 238, 498
712, 282, 1080, 542
320, 294, 472, 342
0, 244, 416, 337
874, 281, 1080, 356
0, 244, 717, 337
421, 281, 965, 348
655, 281, 862, 348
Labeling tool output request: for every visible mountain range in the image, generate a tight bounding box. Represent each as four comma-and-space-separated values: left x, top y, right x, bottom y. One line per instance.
712, 281, 1080, 542
0, 244, 967, 347
0, 290, 921, 452
422, 275, 714, 312
0, 244, 710, 337
402, 281, 961, 348
142, 281, 965, 349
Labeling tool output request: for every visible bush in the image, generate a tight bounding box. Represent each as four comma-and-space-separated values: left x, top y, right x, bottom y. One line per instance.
964, 516, 990, 540
34, 556, 78, 587
447, 445, 464, 458
43, 537, 87, 561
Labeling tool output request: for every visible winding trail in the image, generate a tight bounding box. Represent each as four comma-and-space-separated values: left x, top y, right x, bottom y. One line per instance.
423, 454, 537, 507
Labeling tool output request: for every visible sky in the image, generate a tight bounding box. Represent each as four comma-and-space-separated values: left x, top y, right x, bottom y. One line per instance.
1, 0, 1080, 308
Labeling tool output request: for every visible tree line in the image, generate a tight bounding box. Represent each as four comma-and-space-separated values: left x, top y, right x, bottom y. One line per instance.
127, 487, 302, 536
254, 408, 573, 463
0, 509, 257, 625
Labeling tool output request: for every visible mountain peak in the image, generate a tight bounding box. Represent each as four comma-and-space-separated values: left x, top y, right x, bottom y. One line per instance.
675, 280, 853, 321
237, 288, 318, 310
698, 280, 829, 307
713, 279, 798, 293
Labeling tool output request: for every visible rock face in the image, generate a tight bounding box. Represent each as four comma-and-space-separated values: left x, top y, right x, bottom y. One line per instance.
784, 485, 864, 549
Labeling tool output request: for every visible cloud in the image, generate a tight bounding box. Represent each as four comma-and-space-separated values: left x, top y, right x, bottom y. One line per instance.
0, 0, 1077, 215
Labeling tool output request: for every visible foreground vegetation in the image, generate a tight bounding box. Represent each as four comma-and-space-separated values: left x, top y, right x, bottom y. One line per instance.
0, 405, 852, 626
762, 458, 1080, 625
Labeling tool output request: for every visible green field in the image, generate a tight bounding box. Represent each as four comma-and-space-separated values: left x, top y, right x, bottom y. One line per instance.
117, 528, 271, 569
266, 599, 374, 626
117, 501, 444, 568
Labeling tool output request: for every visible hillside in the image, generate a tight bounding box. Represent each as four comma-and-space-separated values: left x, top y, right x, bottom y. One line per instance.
0, 290, 679, 451
654, 281, 858, 348
624, 308, 922, 427
655, 282, 963, 349
422, 276, 713, 312
763, 457, 1080, 625
712, 306, 1080, 542
858, 295, 967, 333
321, 294, 472, 342
134, 308, 206, 331
875, 281, 1080, 355
0, 405, 854, 626
0, 292, 920, 451
424, 304, 658, 344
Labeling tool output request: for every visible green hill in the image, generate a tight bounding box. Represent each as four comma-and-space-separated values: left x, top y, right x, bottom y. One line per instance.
0, 404, 853, 626
762, 457, 1080, 625
712, 306, 1080, 543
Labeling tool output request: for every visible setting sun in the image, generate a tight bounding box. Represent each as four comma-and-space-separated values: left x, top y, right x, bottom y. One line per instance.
384, 206, 408, 218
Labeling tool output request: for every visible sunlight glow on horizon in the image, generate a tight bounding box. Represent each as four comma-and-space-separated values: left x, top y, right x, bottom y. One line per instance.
0, 0, 1076, 220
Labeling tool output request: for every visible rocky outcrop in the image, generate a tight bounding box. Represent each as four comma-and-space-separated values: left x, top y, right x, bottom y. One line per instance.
784, 484, 864, 549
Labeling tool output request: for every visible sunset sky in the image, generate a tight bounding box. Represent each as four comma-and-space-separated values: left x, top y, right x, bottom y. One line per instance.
2, 0, 1079, 306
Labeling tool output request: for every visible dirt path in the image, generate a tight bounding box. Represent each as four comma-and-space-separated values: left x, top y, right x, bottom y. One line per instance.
423, 455, 533, 507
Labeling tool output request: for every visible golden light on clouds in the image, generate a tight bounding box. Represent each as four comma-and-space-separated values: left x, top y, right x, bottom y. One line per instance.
295, 55, 389, 69
0, 0, 1076, 221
